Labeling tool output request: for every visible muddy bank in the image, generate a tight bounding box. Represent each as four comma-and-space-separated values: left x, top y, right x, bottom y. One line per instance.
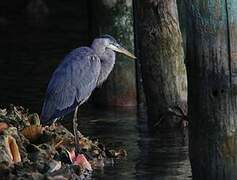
0, 105, 127, 179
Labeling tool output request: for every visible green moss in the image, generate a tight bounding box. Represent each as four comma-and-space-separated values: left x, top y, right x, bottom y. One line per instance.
190, 0, 228, 35
93, 0, 136, 106
109, 1, 134, 52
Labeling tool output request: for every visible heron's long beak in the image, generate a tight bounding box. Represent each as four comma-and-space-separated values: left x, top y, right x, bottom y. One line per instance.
107, 44, 136, 59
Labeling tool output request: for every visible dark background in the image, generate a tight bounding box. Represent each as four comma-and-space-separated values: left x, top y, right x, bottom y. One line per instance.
0, 0, 91, 112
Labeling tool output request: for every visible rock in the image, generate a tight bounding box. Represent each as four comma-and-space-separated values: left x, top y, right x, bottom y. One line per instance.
4, 135, 21, 163
21, 125, 43, 142
0, 122, 8, 134
0, 136, 12, 170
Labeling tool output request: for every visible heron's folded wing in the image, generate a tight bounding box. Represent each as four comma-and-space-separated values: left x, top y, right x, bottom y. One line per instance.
41, 47, 101, 123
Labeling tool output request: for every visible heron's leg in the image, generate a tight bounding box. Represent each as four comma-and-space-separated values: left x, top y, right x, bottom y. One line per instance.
73, 106, 81, 154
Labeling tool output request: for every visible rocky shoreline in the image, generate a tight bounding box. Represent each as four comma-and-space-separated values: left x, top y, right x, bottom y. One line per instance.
0, 105, 127, 180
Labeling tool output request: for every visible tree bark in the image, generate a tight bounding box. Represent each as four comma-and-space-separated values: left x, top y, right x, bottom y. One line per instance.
133, 0, 147, 115
89, 0, 137, 107
186, 0, 237, 179
134, 0, 187, 125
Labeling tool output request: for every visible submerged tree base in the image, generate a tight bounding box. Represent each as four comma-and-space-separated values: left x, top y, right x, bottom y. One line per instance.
0, 105, 127, 180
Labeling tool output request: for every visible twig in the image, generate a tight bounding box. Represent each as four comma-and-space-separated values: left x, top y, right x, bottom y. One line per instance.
154, 106, 188, 128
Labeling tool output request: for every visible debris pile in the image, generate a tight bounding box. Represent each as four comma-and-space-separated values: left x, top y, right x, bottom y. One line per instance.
0, 105, 127, 179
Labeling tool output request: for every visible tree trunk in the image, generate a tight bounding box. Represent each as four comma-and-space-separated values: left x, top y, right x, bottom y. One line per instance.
133, 0, 147, 114
186, 0, 237, 179
134, 0, 187, 125
89, 0, 136, 107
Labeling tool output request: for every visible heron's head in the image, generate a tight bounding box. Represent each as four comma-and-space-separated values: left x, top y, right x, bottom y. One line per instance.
92, 35, 136, 59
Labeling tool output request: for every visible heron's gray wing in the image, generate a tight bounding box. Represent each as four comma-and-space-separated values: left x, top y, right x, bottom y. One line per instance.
41, 47, 101, 124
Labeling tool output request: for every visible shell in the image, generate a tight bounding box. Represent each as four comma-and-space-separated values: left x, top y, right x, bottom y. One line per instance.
21, 125, 42, 142
106, 149, 127, 158
79, 137, 92, 150
48, 160, 62, 173
0, 108, 7, 116
0, 122, 9, 134
4, 135, 21, 163
74, 154, 92, 171
28, 113, 40, 126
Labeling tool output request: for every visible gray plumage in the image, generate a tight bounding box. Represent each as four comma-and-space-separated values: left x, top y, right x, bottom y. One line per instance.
41, 37, 116, 125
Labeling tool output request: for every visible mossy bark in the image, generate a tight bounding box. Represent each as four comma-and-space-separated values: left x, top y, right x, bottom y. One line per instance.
89, 0, 136, 107
134, 0, 187, 125
186, 0, 237, 179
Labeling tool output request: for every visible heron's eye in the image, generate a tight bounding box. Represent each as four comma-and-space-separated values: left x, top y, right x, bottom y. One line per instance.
112, 43, 119, 48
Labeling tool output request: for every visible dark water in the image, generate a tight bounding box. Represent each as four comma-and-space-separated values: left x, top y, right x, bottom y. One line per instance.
75, 107, 191, 180
0, 2, 191, 179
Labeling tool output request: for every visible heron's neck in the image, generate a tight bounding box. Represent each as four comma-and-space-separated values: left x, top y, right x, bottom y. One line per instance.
97, 50, 116, 86
91, 42, 116, 85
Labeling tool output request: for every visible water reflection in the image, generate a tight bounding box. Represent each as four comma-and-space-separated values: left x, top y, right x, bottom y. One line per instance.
66, 107, 191, 180
136, 124, 191, 180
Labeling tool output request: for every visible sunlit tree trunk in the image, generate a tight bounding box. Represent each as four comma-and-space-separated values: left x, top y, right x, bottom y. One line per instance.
89, 0, 136, 107
134, 0, 187, 125
186, 0, 237, 179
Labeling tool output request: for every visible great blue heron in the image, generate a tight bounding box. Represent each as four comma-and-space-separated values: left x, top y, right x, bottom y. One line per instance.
40, 35, 135, 153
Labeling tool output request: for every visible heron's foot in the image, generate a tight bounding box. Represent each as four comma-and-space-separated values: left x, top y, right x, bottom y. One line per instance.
76, 130, 83, 138
74, 130, 94, 161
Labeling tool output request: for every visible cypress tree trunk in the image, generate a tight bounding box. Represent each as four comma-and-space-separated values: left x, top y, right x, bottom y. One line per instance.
186, 0, 237, 179
133, 0, 147, 112
134, 0, 187, 125
89, 0, 136, 107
